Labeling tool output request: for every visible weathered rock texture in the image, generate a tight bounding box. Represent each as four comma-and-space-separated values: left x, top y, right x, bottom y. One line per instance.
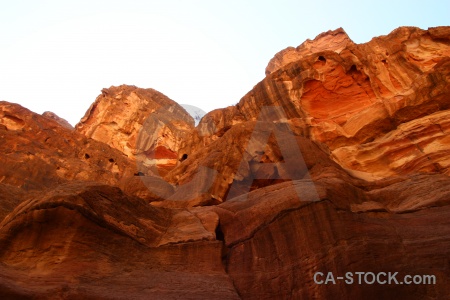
195, 26, 450, 181
265, 28, 352, 75
0, 182, 237, 299
0, 26, 450, 299
76, 85, 194, 175
0, 101, 172, 201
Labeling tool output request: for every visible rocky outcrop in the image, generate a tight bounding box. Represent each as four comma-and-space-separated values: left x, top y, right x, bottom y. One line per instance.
0, 182, 238, 299
0, 101, 171, 201
163, 119, 340, 207
1, 167, 449, 299
265, 27, 352, 75
42, 111, 74, 130
1, 26, 450, 299
215, 177, 450, 299
76, 85, 194, 175
195, 26, 450, 180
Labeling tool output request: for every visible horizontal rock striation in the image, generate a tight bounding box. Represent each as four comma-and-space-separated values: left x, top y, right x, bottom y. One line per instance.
196, 26, 450, 180
75, 85, 195, 176
0, 26, 450, 299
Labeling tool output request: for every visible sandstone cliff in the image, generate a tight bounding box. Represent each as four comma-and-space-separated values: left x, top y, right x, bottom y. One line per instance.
0, 101, 174, 201
0, 26, 449, 299
194, 26, 450, 181
76, 85, 194, 176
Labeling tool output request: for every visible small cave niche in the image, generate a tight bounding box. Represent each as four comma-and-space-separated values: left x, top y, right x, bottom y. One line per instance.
84, 153, 90, 159
109, 158, 115, 163
215, 222, 225, 242
313, 55, 327, 69
349, 64, 358, 73
180, 153, 188, 162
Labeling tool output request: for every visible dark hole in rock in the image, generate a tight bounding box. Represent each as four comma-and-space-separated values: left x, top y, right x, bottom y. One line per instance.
109, 158, 115, 163
84, 153, 90, 159
215, 222, 225, 242
318, 55, 326, 62
180, 154, 188, 161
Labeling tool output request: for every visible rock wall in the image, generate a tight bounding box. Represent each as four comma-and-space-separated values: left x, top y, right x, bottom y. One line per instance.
195, 26, 450, 181
0, 101, 173, 201
0, 26, 450, 299
76, 85, 194, 175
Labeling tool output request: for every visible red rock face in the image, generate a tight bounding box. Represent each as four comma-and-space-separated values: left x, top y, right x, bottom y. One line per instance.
0, 182, 238, 299
76, 85, 195, 175
197, 26, 450, 180
1, 26, 450, 299
0, 101, 172, 201
265, 27, 352, 75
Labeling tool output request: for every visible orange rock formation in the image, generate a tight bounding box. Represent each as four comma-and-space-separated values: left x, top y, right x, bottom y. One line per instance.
0, 26, 449, 299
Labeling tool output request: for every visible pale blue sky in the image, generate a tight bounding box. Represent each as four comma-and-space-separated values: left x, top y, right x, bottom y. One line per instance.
1, 0, 449, 125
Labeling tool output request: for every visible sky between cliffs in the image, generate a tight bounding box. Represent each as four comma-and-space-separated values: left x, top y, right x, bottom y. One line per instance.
1, 0, 449, 126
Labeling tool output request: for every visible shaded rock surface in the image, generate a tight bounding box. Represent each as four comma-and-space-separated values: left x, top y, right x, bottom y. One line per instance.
0, 182, 237, 299
0, 26, 450, 299
213, 176, 450, 299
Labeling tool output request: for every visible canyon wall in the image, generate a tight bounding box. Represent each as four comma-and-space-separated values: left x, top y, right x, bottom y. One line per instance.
0, 26, 449, 299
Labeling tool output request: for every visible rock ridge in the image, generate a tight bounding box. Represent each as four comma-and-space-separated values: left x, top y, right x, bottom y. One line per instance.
0, 26, 450, 299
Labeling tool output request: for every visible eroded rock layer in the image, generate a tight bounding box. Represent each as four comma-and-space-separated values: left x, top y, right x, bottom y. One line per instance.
196, 26, 450, 180
0, 26, 450, 299
75, 85, 194, 175
0, 101, 173, 201
0, 183, 237, 299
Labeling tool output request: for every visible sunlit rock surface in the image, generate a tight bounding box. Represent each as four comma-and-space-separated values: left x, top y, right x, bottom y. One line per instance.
0, 26, 450, 299
76, 85, 195, 175
198, 26, 450, 180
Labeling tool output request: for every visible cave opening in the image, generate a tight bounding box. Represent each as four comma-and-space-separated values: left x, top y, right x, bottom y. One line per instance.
215, 222, 225, 242
318, 55, 326, 62
180, 153, 188, 162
